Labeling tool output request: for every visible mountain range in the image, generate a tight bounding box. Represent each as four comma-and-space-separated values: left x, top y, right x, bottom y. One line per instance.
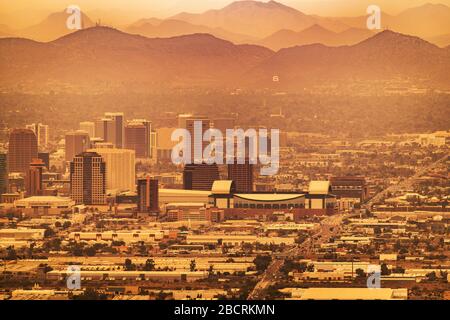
2, 1, 450, 49
259, 24, 375, 50
0, 26, 449, 90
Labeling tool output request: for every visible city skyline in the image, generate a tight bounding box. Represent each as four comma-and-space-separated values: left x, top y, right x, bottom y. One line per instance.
0, 0, 448, 306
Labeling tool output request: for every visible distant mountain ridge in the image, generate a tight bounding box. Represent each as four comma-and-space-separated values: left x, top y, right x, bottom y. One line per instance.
259, 24, 375, 50
124, 18, 255, 44
0, 27, 449, 91
18, 10, 95, 42
248, 30, 449, 88
4, 1, 450, 48
0, 27, 273, 87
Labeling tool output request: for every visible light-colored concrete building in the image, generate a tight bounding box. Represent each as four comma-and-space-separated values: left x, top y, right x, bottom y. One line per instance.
88, 148, 135, 192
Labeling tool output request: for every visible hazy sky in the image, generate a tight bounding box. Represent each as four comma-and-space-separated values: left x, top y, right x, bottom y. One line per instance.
2, 0, 450, 28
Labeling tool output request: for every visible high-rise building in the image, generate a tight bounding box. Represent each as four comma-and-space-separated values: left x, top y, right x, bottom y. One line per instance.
124, 119, 152, 158
79, 121, 96, 138
183, 163, 219, 191
94, 118, 111, 141
25, 158, 45, 196
228, 160, 253, 193
137, 177, 159, 213
0, 153, 8, 194
8, 129, 38, 174
65, 131, 90, 162
70, 152, 106, 205
185, 116, 210, 163
38, 152, 50, 170
87, 148, 135, 191
26, 123, 49, 150
104, 112, 124, 148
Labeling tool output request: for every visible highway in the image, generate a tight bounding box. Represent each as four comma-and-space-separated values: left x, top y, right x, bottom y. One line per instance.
247, 214, 347, 300
364, 152, 449, 209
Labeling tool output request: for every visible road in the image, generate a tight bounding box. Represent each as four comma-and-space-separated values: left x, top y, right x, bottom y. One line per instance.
364, 152, 449, 209
247, 214, 347, 300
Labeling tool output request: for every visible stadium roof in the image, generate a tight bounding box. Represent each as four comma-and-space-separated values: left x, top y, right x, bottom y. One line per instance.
234, 193, 304, 202
308, 181, 331, 195
211, 180, 235, 194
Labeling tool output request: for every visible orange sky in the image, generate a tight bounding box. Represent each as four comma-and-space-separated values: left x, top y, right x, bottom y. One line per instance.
2, 0, 450, 28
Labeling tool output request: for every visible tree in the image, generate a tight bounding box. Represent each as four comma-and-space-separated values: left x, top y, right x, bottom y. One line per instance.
144, 259, 155, 271
84, 246, 96, 257
381, 263, 391, 276
254, 255, 271, 272
208, 265, 214, 278
355, 268, 366, 278
6, 246, 17, 260
44, 228, 55, 238
426, 272, 437, 282
124, 258, 136, 271
190, 259, 196, 272
73, 288, 107, 300
392, 266, 405, 274
62, 221, 72, 229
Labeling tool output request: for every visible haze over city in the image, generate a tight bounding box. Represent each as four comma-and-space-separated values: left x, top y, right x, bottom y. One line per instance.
0, 0, 448, 306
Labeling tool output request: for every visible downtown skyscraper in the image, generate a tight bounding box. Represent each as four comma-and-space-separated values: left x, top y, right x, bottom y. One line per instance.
25, 158, 45, 196
70, 152, 106, 205
96, 112, 124, 148
137, 177, 159, 213
65, 130, 90, 162
25, 123, 49, 150
0, 153, 8, 195
124, 119, 152, 158
8, 129, 38, 174
88, 148, 136, 192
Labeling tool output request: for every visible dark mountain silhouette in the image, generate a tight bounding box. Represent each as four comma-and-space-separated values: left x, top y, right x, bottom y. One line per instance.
0, 26, 273, 88
0, 28, 448, 90
247, 30, 450, 88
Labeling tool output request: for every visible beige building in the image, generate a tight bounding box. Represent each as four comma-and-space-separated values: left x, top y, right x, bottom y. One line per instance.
88, 148, 135, 192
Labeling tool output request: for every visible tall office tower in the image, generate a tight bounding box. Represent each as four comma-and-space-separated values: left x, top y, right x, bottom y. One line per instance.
38, 152, 50, 170
25, 158, 45, 196
70, 152, 106, 205
94, 118, 106, 140
26, 123, 49, 150
79, 121, 96, 138
87, 148, 135, 191
150, 130, 157, 159
137, 177, 159, 213
8, 129, 38, 174
65, 130, 90, 162
124, 119, 152, 158
183, 163, 219, 191
228, 160, 253, 193
104, 112, 124, 148
0, 153, 8, 194
185, 116, 210, 163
